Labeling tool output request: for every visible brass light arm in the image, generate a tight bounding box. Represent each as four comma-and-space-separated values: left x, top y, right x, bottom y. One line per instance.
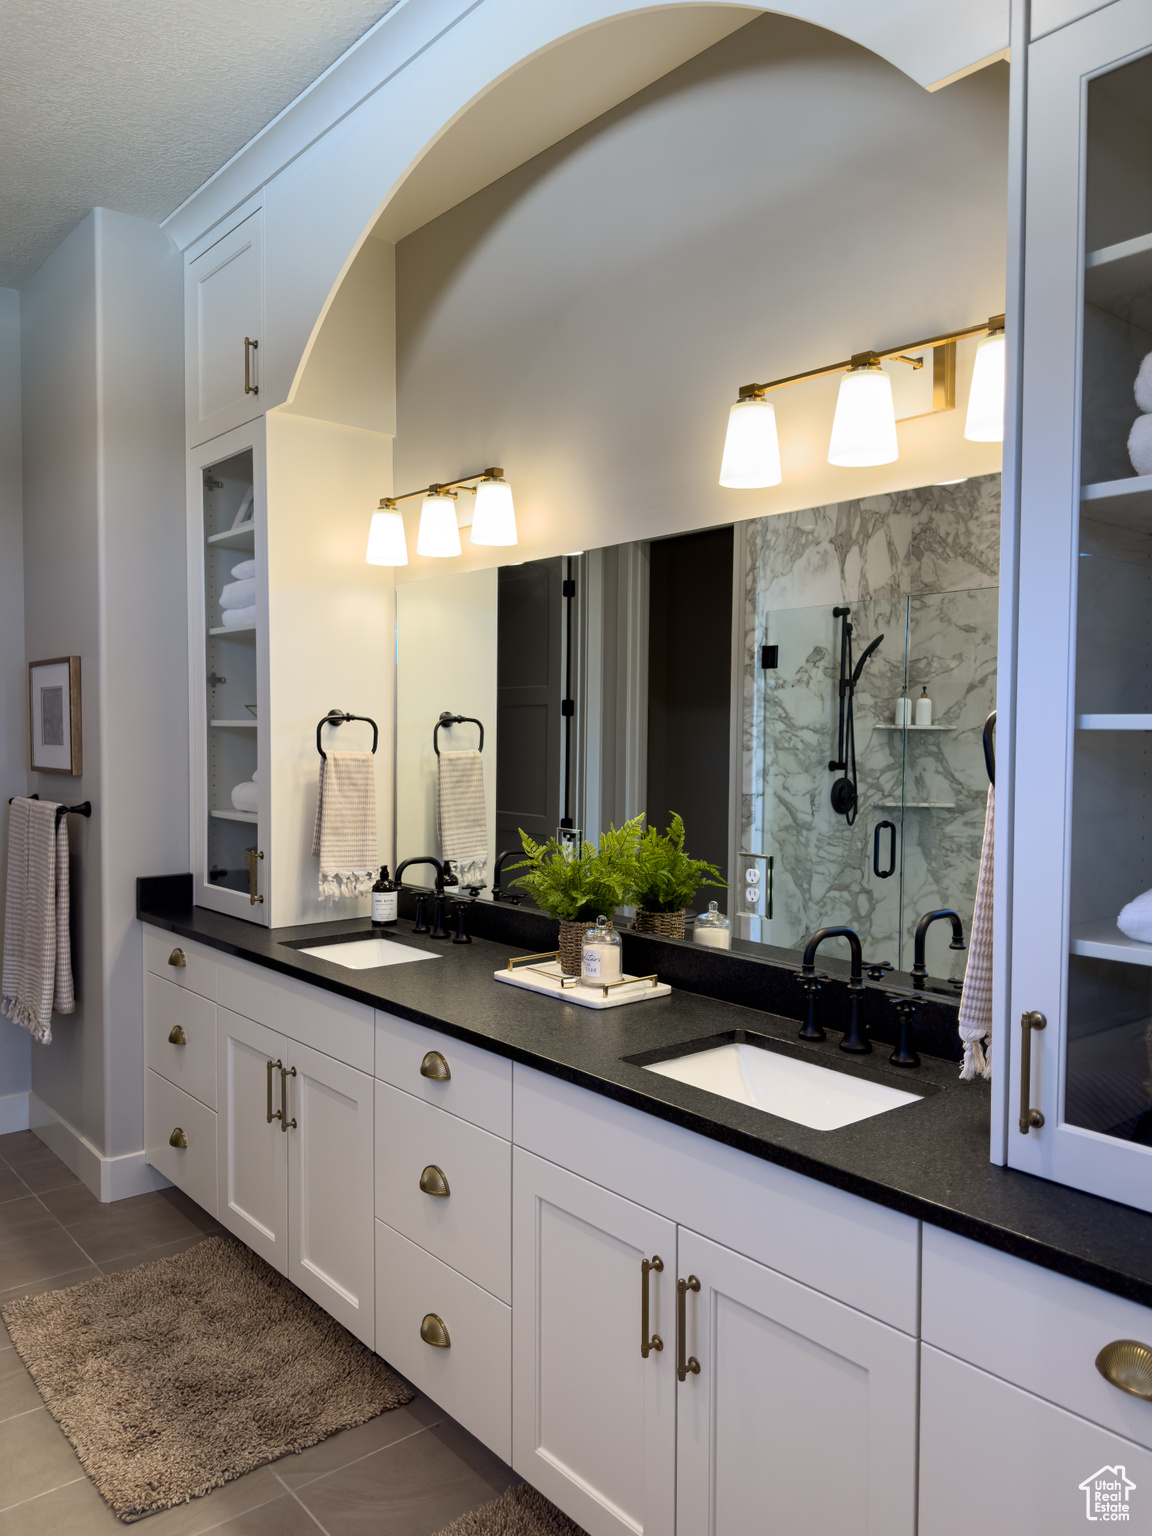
378, 466, 505, 510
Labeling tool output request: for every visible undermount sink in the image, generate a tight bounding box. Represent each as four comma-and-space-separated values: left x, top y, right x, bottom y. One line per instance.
641, 1038, 924, 1131
297, 938, 440, 970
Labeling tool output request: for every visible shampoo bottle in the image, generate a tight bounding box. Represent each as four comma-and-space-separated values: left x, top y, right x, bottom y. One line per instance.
915, 687, 933, 727
371, 865, 398, 926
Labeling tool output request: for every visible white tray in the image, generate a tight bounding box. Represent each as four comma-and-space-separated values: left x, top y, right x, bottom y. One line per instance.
494, 957, 671, 1009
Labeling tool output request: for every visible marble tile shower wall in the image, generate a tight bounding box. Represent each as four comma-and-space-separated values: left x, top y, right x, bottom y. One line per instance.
740, 475, 1000, 978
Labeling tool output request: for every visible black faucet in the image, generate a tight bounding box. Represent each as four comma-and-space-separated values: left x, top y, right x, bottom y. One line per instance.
395, 857, 455, 936
395, 856, 448, 893
911, 909, 966, 990
800, 926, 869, 1053
491, 849, 524, 903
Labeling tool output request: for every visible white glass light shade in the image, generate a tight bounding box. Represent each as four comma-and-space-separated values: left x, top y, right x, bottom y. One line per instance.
964, 330, 1005, 442
470, 478, 518, 546
365, 509, 408, 566
827, 367, 899, 467
417, 494, 462, 558
719, 397, 782, 488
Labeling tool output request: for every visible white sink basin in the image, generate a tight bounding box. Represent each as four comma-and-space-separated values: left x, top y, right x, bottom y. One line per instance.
643, 1041, 922, 1131
298, 938, 440, 970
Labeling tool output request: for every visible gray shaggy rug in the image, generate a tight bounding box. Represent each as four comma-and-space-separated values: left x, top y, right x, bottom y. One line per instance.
1, 1234, 413, 1522
435, 1484, 587, 1535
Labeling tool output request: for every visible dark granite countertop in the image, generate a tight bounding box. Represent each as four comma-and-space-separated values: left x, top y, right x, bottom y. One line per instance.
137, 885, 1152, 1314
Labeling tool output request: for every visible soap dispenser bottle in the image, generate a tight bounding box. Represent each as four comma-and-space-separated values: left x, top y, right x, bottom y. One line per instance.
371, 865, 398, 927
915, 686, 933, 727
895, 690, 912, 727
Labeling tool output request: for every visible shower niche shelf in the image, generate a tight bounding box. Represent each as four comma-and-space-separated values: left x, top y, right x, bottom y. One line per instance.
878, 801, 955, 810
877, 723, 955, 731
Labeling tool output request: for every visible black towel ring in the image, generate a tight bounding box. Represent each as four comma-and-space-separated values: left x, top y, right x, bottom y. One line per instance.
983, 710, 996, 787
316, 710, 379, 759
434, 711, 485, 756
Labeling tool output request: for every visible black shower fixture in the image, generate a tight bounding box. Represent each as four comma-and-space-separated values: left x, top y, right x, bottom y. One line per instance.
828, 605, 883, 825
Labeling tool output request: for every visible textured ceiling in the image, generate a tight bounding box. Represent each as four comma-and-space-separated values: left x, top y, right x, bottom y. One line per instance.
0, 0, 401, 287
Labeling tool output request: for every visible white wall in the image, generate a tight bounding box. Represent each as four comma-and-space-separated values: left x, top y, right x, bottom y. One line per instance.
0, 288, 31, 1127
391, 15, 1008, 571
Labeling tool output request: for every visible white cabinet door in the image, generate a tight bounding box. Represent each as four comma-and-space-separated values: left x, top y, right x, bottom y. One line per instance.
186, 209, 263, 447
512, 1149, 676, 1536
287, 1042, 375, 1348
216, 1006, 288, 1273
677, 1228, 917, 1536
920, 1344, 1152, 1535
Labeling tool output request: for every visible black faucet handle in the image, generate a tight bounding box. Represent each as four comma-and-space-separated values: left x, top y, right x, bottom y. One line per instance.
412, 894, 430, 935
797, 972, 826, 1043
886, 994, 920, 1069
451, 902, 472, 945
429, 894, 450, 940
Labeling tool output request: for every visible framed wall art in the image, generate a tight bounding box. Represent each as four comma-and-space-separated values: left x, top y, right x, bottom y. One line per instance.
29, 657, 82, 776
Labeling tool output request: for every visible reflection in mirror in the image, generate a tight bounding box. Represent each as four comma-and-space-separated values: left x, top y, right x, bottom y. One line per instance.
394, 474, 999, 986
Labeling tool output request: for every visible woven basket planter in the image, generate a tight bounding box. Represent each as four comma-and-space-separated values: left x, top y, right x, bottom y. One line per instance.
557, 920, 588, 977
632, 908, 686, 940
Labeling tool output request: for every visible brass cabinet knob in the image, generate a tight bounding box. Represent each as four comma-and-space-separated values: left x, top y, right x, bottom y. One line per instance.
420, 1313, 451, 1348
1096, 1340, 1152, 1400
168, 948, 187, 968
169, 1127, 188, 1149
168, 1025, 187, 1046
419, 1165, 450, 1198
420, 1050, 451, 1081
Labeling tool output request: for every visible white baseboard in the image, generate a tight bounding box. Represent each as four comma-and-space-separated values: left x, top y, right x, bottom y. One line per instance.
29, 1094, 171, 1203
0, 1091, 30, 1134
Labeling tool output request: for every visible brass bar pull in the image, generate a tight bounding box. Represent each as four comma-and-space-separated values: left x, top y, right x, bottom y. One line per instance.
244, 336, 259, 396
168, 948, 186, 968
420, 1313, 451, 1348
420, 1050, 451, 1081
1096, 1340, 1152, 1400
419, 1165, 450, 1197
169, 1127, 187, 1149
266, 1058, 283, 1124
280, 1063, 297, 1132
677, 1275, 701, 1382
246, 849, 264, 906
168, 1025, 187, 1045
1018, 1010, 1047, 1134
641, 1255, 664, 1358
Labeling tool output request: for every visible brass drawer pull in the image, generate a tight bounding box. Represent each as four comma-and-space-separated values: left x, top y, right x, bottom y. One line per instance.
169, 1127, 188, 1149
1096, 1340, 1152, 1400
168, 1024, 187, 1046
420, 1050, 451, 1081
244, 336, 259, 396
677, 1275, 701, 1382
168, 948, 186, 968
266, 1058, 283, 1124
419, 1165, 450, 1198
1018, 1010, 1047, 1134
420, 1313, 451, 1348
641, 1255, 664, 1358
280, 1063, 297, 1132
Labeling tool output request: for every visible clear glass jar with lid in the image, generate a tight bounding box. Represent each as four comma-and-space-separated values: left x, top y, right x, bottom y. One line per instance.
581, 914, 622, 986
693, 900, 731, 949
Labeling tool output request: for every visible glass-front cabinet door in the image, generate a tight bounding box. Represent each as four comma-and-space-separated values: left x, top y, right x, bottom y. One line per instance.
1013, 2, 1152, 1209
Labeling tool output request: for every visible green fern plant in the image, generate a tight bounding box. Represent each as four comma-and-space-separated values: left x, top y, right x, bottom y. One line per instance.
633, 813, 726, 913
509, 816, 644, 922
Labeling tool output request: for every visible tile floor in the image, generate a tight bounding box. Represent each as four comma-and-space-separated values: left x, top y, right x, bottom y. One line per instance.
0, 1130, 519, 1535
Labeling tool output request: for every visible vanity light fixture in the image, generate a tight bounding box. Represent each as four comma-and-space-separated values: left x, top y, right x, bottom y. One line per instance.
720, 314, 1005, 485
365, 506, 408, 566
367, 467, 517, 565
417, 493, 462, 558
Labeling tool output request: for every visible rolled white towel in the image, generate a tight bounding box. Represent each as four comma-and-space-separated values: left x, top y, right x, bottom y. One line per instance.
1129, 415, 1152, 476
231, 559, 255, 581
1136, 352, 1152, 413
231, 780, 258, 813
221, 605, 256, 628
1118, 888, 1152, 944
220, 577, 255, 610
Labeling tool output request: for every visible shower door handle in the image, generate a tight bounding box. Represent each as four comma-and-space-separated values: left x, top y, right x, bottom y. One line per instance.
873, 821, 896, 879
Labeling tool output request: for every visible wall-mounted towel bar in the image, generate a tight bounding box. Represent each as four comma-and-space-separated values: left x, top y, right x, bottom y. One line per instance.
316, 710, 379, 758
434, 711, 484, 756
7, 794, 92, 822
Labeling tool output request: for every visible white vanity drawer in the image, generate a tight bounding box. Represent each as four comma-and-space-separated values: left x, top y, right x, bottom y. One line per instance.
375, 1081, 510, 1302
375, 1219, 511, 1462
144, 972, 217, 1109
374, 1011, 511, 1138
145, 1071, 218, 1216
144, 926, 216, 1000
923, 1225, 1152, 1452
217, 953, 373, 1072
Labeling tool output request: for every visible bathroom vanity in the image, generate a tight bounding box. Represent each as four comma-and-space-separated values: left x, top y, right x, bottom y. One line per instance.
139, 899, 1152, 1536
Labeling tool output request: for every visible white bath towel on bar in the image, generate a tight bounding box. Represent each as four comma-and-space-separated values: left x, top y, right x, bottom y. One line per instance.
311, 751, 377, 900
221, 605, 256, 628
958, 783, 994, 1080
2, 797, 74, 1044
438, 749, 488, 889
219, 577, 256, 610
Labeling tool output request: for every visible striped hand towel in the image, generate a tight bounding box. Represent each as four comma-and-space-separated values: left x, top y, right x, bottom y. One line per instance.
311, 752, 378, 901
2, 797, 75, 1044
958, 784, 994, 1080
437, 749, 488, 889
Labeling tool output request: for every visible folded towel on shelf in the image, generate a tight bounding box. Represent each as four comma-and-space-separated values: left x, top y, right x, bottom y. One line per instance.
1117, 889, 1152, 944
437, 749, 488, 889
958, 784, 994, 1081
231, 559, 255, 581
312, 751, 377, 901
220, 578, 256, 610
231, 780, 258, 813
221, 605, 256, 629
1, 797, 74, 1044
1128, 415, 1152, 476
